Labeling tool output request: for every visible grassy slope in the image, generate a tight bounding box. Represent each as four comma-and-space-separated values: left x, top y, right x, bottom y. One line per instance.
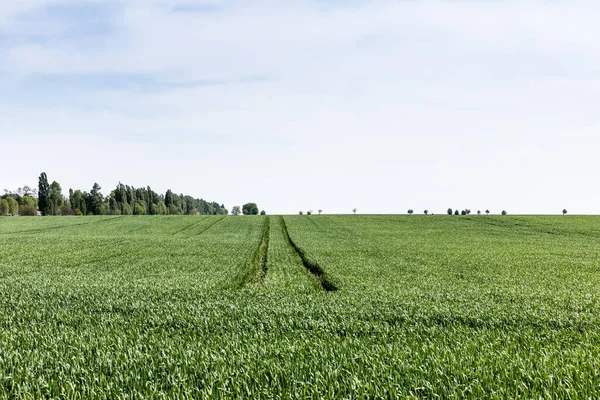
0, 215, 599, 398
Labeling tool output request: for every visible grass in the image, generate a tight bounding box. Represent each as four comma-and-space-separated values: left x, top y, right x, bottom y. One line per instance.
0, 215, 599, 398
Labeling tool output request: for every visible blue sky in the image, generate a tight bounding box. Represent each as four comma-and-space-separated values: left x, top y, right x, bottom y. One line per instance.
1, 0, 599, 214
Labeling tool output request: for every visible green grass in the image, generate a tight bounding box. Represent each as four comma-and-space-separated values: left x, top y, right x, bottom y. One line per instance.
1, 215, 600, 398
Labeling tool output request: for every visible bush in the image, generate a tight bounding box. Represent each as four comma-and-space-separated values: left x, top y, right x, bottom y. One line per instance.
260, 210, 266, 215
20, 205, 37, 216
61, 205, 75, 216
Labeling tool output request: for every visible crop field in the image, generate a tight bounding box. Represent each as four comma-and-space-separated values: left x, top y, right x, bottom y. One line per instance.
1, 215, 600, 398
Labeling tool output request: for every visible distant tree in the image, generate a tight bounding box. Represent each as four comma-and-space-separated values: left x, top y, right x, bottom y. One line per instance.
318, 209, 322, 215
454, 210, 459, 216
5, 197, 18, 216
48, 181, 63, 215
134, 200, 147, 215
87, 183, 104, 215
424, 210, 429, 215
352, 208, 357, 215
563, 209, 568, 215
477, 210, 481, 215
299, 211, 303, 215
231, 206, 241, 216
38, 172, 50, 216
260, 210, 266, 215
20, 196, 37, 208
408, 209, 414, 215
307, 210, 312, 215
242, 203, 259, 215
461, 210, 467, 216
486, 209, 490, 215
447, 208, 453, 215
69, 189, 87, 216
0, 199, 8, 216
502, 210, 507, 216
121, 202, 132, 216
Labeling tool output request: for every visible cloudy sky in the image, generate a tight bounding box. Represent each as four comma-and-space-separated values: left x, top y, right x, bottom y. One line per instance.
1, 0, 598, 214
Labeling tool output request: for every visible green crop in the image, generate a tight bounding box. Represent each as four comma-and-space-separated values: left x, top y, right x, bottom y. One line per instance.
0, 215, 599, 398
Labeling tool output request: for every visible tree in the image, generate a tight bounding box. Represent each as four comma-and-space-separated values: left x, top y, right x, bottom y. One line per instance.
87, 183, 104, 215
486, 209, 490, 215
20, 196, 36, 208
454, 210, 459, 215
352, 208, 357, 215
260, 210, 266, 215
38, 172, 50, 216
307, 210, 312, 215
48, 181, 63, 215
424, 210, 429, 215
134, 200, 147, 215
408, 209, 413, 215
69, 189, 86, 216
5, 196, 18, 216
461, 210, 467, 216
318, 209, 322, 215
447, 208, 453, 215
477, 210, 481, 215
231, 206, 241, 216
502, 210, 507, 216
242, 203, 259, 215
299, 211, 303, 215
563, 209, 568, 215
0, 199, 8, 216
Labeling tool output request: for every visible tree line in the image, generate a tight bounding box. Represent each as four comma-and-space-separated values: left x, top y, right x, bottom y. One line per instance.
1, 172, 229, 216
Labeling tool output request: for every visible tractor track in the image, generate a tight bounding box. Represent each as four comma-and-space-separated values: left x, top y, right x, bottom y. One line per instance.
279, 216, 337, 292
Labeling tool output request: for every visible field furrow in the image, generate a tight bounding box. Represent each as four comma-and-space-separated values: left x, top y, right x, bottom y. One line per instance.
262, 216, 318, 293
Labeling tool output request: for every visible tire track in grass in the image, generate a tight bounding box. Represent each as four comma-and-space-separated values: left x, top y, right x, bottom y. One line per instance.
280, 216, 338, 292
243, 216, 270, 288
192, 216, 227, 236
172, 216, 209, 235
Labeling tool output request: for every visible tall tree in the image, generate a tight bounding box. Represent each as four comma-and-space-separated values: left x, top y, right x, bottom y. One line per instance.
48, 181, 64, 215
38, 172, 50, 216
87, 183, 104, 215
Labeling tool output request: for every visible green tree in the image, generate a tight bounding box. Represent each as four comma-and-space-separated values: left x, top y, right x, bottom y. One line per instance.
38, 172, 50, 215
260, 210, 266, 215
0, 199, 8, 216
5, 196, 19, 215
122, 202, 133, 215
20, 196, 36, 208
134, 200, 147, 215
231, 206, 241, 216
86, 183, 104, 215
242, 203, 259, 215
69, 189, 86, 216
48, 181, 63, 215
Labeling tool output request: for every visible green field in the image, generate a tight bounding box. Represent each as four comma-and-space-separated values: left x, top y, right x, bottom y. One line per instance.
1, 215, 599, 398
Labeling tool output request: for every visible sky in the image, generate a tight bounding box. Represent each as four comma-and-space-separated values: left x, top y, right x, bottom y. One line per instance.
1, 0, 599, 215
